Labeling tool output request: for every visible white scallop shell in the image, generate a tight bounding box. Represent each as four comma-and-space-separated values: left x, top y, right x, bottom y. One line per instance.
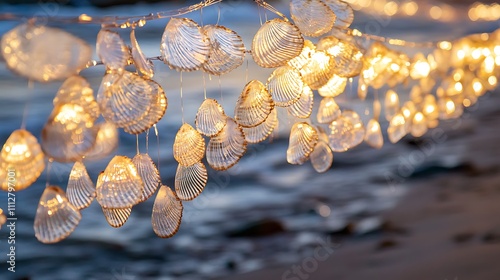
96, 29, 129, 71
102, 207, 132, 228
195, 98, 227, 137
132, 153, 161, 203
288, 40, 316, 70
207, 118, 247, 171
173, 123, 206, 166
288, 85, 314, 119
323, 0, 354, 28
318, 74, 347, 98
300, 51, 336, 90
317, 97, 341, 124
152, 186, 183, 238
242, 108, 278, 144
53, 75, 100, 120
290, 0, 336, 37
310, 141, 334, 173
388, 113, 407, 143
202, 25, 246, 75
175, 162, 208, 201
130, 29, 154, 78
364, 119, 384, 149
287, 122, 319, 165
67, 161, 95, 210
234, 80, 274, 128
267, 65, 303, 107
84, 122, 119, 161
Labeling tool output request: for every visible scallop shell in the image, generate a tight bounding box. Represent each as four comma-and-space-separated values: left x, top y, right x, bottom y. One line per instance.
341, 110, 366, 148
160, 18, 210, 72
242, 108, 278, 144
130, 29, 154, 78
53, 76, 100, 120
364, 119, 383, 149
67, 161, 95, 210
96, 29, 129, 71
1, 23, 91, 82
267, 65, 303, 107
411, 112, 428, 138
300, 51, 336, 90
288, 84, 314, 119
315, 125, 330, 144
358, 76, 368, 101
385, 89, 400, 121
252, 18, 304, 68
234, 80, 274, 128
152, 185, 183, 238
328, 110, 365, 152
132, 153, 161, 203
34, 186, 81, 244
96, 156, 144, 209
175, 162, 208, 201
317, 37, 364, 78
84, 122, 119, 161
288, 40, 316, 70
201, 25, 246, 75
287, 122, 319, 165
102, 207, 132, 228
318, 74, 347, 97
41, 103, 97, 163
195, 99, 227, 137
173, 124, 206, 166
323, 0, 354, 28
290, 0, 336, 37
310, 141, 333, 173
317, 97, 341, 124
0, 129, 45, 191
207, 118, 247, 171
388, 113, 407, 143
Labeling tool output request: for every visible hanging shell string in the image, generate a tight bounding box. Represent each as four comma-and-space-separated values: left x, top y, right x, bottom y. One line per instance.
20, 80, 34, 130
45, 158, 53, 187
180, 72, 185, 124
216, 5, 221, 26
245, 57, 249, 83
146, 129, 150, 154
374, 89, 380, 120
154, 124, 160, 172
136, 134, 140, 155
218, 76, 223, 103
203, 72, 207, 100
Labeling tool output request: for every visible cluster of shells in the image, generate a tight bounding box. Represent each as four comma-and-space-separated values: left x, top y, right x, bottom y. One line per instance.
0, 0, 500, 242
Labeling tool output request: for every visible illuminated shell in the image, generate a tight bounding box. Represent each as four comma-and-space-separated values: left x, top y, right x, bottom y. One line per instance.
0, 129, 45, 191
96, 156, 144, 209
34, 186, 81, 244
1, 23, 91, 82
84, 122, 119, 161
288, 40, 316, 70
310, 141, 333, 173
328, 110, 365, 152
152, 186, 183, 238
288, 85, 314, 119
175, 162, 208, 201
290, 0, 336, 37
130, 29, 154, 78
41, 103, 97, 162
318, 74, 347, 97
287, 122, 318, 165
252, 18, 304, 68
96, 29, 129, 71
411, 112, 428, 138
267, 65, 303, 107
207, 118, 247, 171
173, 124, 205, 166
201, 25, 246, 75
385, 89, 400, 122
323, 0, 354, 28
364, 119, 383, 149
300, 51, 336, 90
67, 161, 95, 210
102, 207, 132, 228
242, 108, 278, 144
160, 18, 210, 72
358, 77, 368, 100
195, 98, 227, 137
132, 153, 161, 203
388, 113, 407, 143
53, 76, 99, 120
317, 97, 341, 124
342, 110, 365, 147
234, 80, 274, 128
317, 37, 364, 78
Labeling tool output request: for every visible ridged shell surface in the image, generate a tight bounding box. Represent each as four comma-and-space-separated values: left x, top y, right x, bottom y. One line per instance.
287, 122, 318, 165
67, 161, 95, 210
175, 162, 208, 201
195, 99, 227, 137
207, 118, 247, 171
202, 25, 245, 75
132, 153, 161, 203
152, 186, 183, 238
234, 80, 274, 128
173, 123, 205, 166
290, 0, 336, 37
267, 65, 303, 107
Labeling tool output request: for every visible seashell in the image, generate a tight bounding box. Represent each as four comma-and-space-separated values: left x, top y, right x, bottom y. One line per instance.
267, 65, 303, 107
130, 29, 154, 78
84, 122, 119, 161
102, 207, 132, 228
96, 156, 144, 209
234, 80, 274, 128
53, 76, 100, 120
288, 40, 316, 70
160, 18, 210, 72
317, 97, 341, 124
323, 0, 354, 28
373, 99, 382, 121
364, 119, 383, 149
358, 77, 368, 101
34, 186, 81, 244
411, 112, 428, 138
41, 103, 97, 163
0, 129, 45, 191
207, 118, 247, 171
385, 89, 400, 121
173, 124, 205, 166
300, 51, 336, 90
317, 36, 364, 78
328, 110, 365, 152
252, 18, 304, 68
388, 113, 407, 143
242, 108, 278, 144
67, 161, 95, 210
96, 29, 129, 72
132, 153, 161, 203
342, 110, 365, 147
290, 0, 336, 37
1, 23, 91, 82
288, 85, 314, 119
195, 98, 227, 137
201, 25, 246, 75
175, 162, 208, 201
152, 185, 183, 238
314, 125, 330, 144
310, 141, 333, 173
318, 74, 347, 97
287, 122, 318, 165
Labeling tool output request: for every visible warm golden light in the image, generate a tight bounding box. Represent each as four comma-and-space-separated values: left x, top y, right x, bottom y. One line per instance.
384, 1, 398, 16
402, 1, 418, 16
430, 6, 443, 20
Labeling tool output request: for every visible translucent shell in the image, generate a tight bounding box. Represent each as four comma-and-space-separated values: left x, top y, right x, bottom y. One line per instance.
130, 29, 154, 78
173, 124, 205, 166
342, 110, 366, 147
1, 23, 91, 82
201, 25, 246, 75
102, 207, 132, 228
84, 122, 119, 161
317, 37, 364, 78
152, 186, 183, 238
385, 89, 400, 122
288, 85, 314, 119
317, 97, 341, 124
67, 161, 95, 210
288, 40, 316, 70
290, 0, 336, 37
364, 119, 384, 149
287, 122, 319, 165
132, 153, 161, 203
318, 74, 347, 97
160, 18, 210, 72
328, 110, 365, 152
195, 99, 227, 137
310, 141, 334, 173
96, 29, 129, 71
323, 0, 354, 28
267, 65, 303, 107
242, 108, 278, 144
207, 118, 247, 171
96, 156, 144, 209
234, 80, 274, 128
388, 113, 407, 144
175, 162, 208, 201
34, 186, 81, 244
252, 18, 304, 68
411, 112, 428, 138
41, 103, 97, 163
0, 129, 45, 191
300, 51, 336, 90
53, 76, 100, 120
